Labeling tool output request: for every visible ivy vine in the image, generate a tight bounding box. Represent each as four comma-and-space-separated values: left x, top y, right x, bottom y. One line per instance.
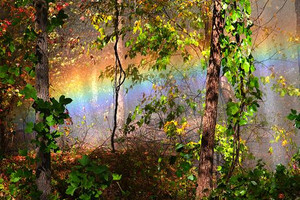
221, 0, 262, 179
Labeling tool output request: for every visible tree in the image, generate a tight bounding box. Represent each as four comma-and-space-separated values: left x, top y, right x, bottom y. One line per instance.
0, 0, 35, 157
111, 0, 126, 152
34, 0, 51, 198
196, 0, 224, 199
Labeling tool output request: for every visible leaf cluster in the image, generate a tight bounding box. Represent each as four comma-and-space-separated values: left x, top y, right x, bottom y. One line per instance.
65, 155, 121, 200
25, 95, 72, 153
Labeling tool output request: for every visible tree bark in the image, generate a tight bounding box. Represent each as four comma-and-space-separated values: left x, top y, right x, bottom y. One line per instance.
196, 0, 224, 199
34, 0, 51, 199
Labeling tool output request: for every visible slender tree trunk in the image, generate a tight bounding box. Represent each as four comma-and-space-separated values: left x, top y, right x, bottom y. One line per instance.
117, 6, 125, 126
196, 0, 224, 199
34, 0, 51, 199
111, 0, 126, 152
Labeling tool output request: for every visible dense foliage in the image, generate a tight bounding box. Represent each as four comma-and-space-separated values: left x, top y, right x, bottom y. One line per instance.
0, 0, 299, 199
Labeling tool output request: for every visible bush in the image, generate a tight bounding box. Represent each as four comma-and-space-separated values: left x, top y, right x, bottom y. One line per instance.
65, 155, 120, 200
210, 160, 300, 200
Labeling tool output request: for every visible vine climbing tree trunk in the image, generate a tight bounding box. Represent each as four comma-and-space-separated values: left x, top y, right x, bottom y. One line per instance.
117, 8, 125, 128
196, 0, 224, 199
111, 0, 126, 152
34, 0, 51, 199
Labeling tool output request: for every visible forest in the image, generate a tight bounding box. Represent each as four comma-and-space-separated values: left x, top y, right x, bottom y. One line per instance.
0, 0, 299, 199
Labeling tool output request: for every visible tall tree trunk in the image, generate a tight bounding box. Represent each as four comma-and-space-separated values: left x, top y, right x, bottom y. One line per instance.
196, 0, 224, 199
34, 0, 51, 199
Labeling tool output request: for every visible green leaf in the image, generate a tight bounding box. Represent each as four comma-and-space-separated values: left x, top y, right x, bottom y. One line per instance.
34, 122, 45, 133
103, 172, 109, 181
175, 170, 182, 177
59, 95, 73, 105
251, 181, 257, 185
240, 190, 246, 196
21, 84, 37, 100
287, 113, 296, 121
175, 143, 184, 152
79, 193, 91, 200
239, 119, 248, 126
66, 184, 77, 196
10, 173, 21, 183
7, 76, 15, 84
242, 60, 250, 73
158, 157, 162, 163
46, 115, 56, 126
180, 162, 191, 172
90, 165, 108, 175
0, 65, 9, 78
231, 10, 240, 22
25, 122, 34, 134
245, 1, 252, 15
79, 155, 90, 166
227, 102, 239, 116
9, 43, 15, 53
68, 173, 81, 184
18, 149, 28, 156
112, 173, 122, 181
187, 174, 195, 181
48, 10, 68, 32
295, 120, 300, 129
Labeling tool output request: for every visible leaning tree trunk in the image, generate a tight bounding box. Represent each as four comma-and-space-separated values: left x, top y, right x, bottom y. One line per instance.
34, 0, 51, 199
196, 0, 224, 199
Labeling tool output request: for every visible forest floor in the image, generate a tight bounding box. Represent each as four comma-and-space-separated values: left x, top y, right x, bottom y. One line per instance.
0, 143, 196, 199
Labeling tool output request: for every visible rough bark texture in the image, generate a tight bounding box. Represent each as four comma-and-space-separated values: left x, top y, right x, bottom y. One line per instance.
196, 0, 224, 199
34, 0, 51, 199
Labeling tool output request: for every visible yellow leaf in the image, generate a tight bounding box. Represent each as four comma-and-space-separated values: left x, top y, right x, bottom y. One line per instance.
268, 147, 273, 154
107, 15, 112, 21
282, 140, 288, 147
275, 135, 280, 142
